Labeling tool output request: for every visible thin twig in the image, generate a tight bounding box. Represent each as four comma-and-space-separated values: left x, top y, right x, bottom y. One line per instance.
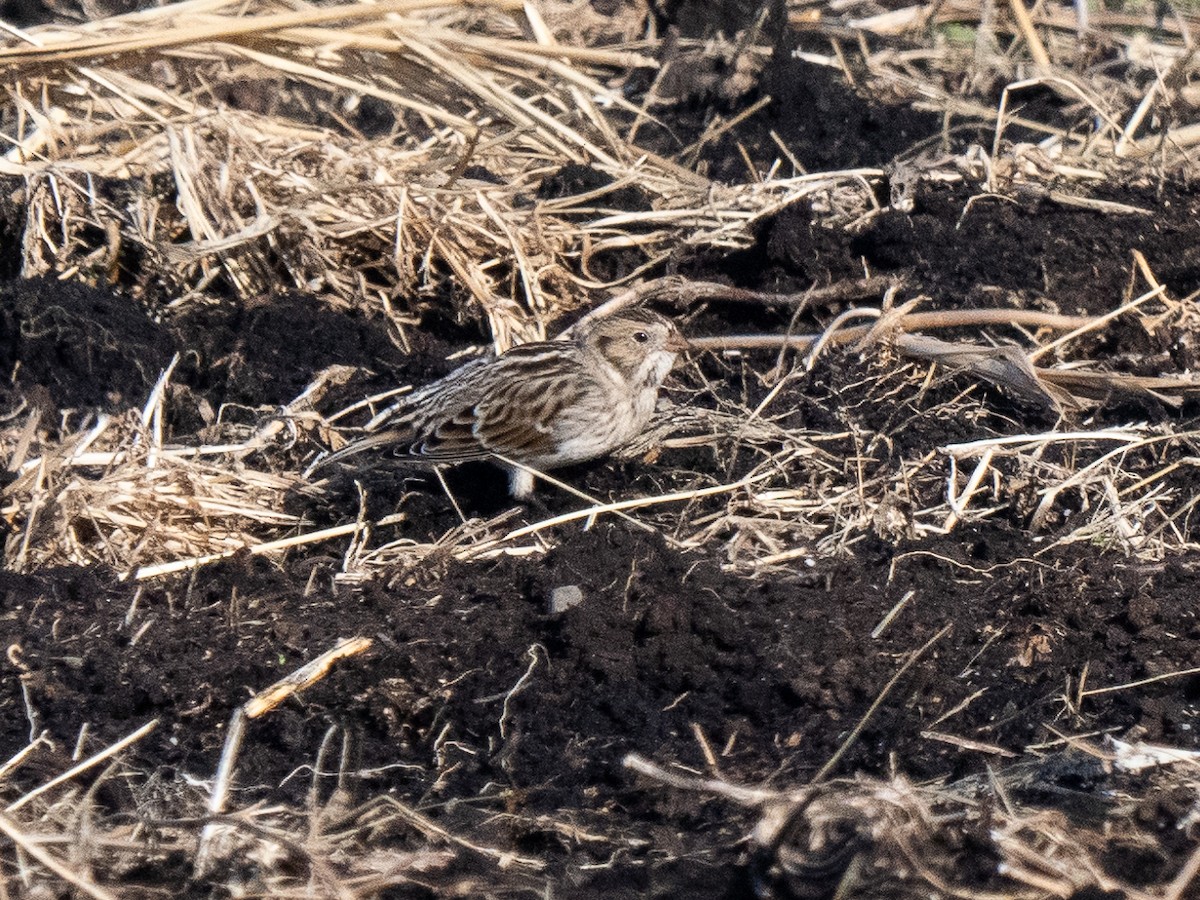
813, 625, 952, 782
0, 813, 119, 900
6, 719, 158, 813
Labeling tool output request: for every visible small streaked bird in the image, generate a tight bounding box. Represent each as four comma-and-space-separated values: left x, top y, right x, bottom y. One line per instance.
316, 308, 688, 499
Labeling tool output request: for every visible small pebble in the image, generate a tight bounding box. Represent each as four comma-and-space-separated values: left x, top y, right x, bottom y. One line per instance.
548, 584, 584, 614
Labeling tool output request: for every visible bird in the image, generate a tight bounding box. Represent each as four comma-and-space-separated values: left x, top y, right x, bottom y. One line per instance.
315, 308, 688, 499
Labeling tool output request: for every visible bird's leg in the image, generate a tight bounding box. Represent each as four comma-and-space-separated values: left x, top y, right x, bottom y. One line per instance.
507, 466, 536, 501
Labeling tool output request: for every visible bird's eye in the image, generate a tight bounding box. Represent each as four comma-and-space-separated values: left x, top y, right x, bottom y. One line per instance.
633, 331, 650, 343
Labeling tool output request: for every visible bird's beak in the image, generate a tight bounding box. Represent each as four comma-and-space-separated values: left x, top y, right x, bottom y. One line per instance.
666, 330, 690, 353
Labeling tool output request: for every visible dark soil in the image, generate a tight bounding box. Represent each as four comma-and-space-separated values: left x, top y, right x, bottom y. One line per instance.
4, 15, 1200, 900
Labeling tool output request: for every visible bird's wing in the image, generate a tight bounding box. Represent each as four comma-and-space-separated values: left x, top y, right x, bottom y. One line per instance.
416, 349, 587, 462
317, 341, 587, 467
472, 381, 570, 459
407, 405, 495, 461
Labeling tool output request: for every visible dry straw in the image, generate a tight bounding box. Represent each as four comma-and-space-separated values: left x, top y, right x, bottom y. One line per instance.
0, 0, 878, 346
626, 733, 1200, 900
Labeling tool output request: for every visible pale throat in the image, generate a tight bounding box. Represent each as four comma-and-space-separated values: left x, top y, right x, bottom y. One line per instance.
594, 346, 673, 389
622, 352, 674, 419
642, 352, 674, 387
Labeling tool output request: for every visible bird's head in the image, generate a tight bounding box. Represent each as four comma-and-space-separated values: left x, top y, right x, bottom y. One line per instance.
580, 309, 687, 388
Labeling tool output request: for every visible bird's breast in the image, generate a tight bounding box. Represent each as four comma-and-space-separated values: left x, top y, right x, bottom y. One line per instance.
529, 383, 655, 467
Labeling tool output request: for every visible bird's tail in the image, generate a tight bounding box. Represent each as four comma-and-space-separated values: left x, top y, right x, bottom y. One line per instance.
308, 429, 410, 475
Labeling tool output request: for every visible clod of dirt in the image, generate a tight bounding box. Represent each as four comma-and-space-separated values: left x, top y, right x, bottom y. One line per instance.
0, 277, 173, 422
168, 292, 411, 411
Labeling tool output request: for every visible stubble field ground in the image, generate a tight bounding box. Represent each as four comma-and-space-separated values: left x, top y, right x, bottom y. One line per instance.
3, 0, 1200, 896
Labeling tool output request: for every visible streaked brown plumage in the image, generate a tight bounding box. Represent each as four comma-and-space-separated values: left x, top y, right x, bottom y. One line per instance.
317, 309, 687, 498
